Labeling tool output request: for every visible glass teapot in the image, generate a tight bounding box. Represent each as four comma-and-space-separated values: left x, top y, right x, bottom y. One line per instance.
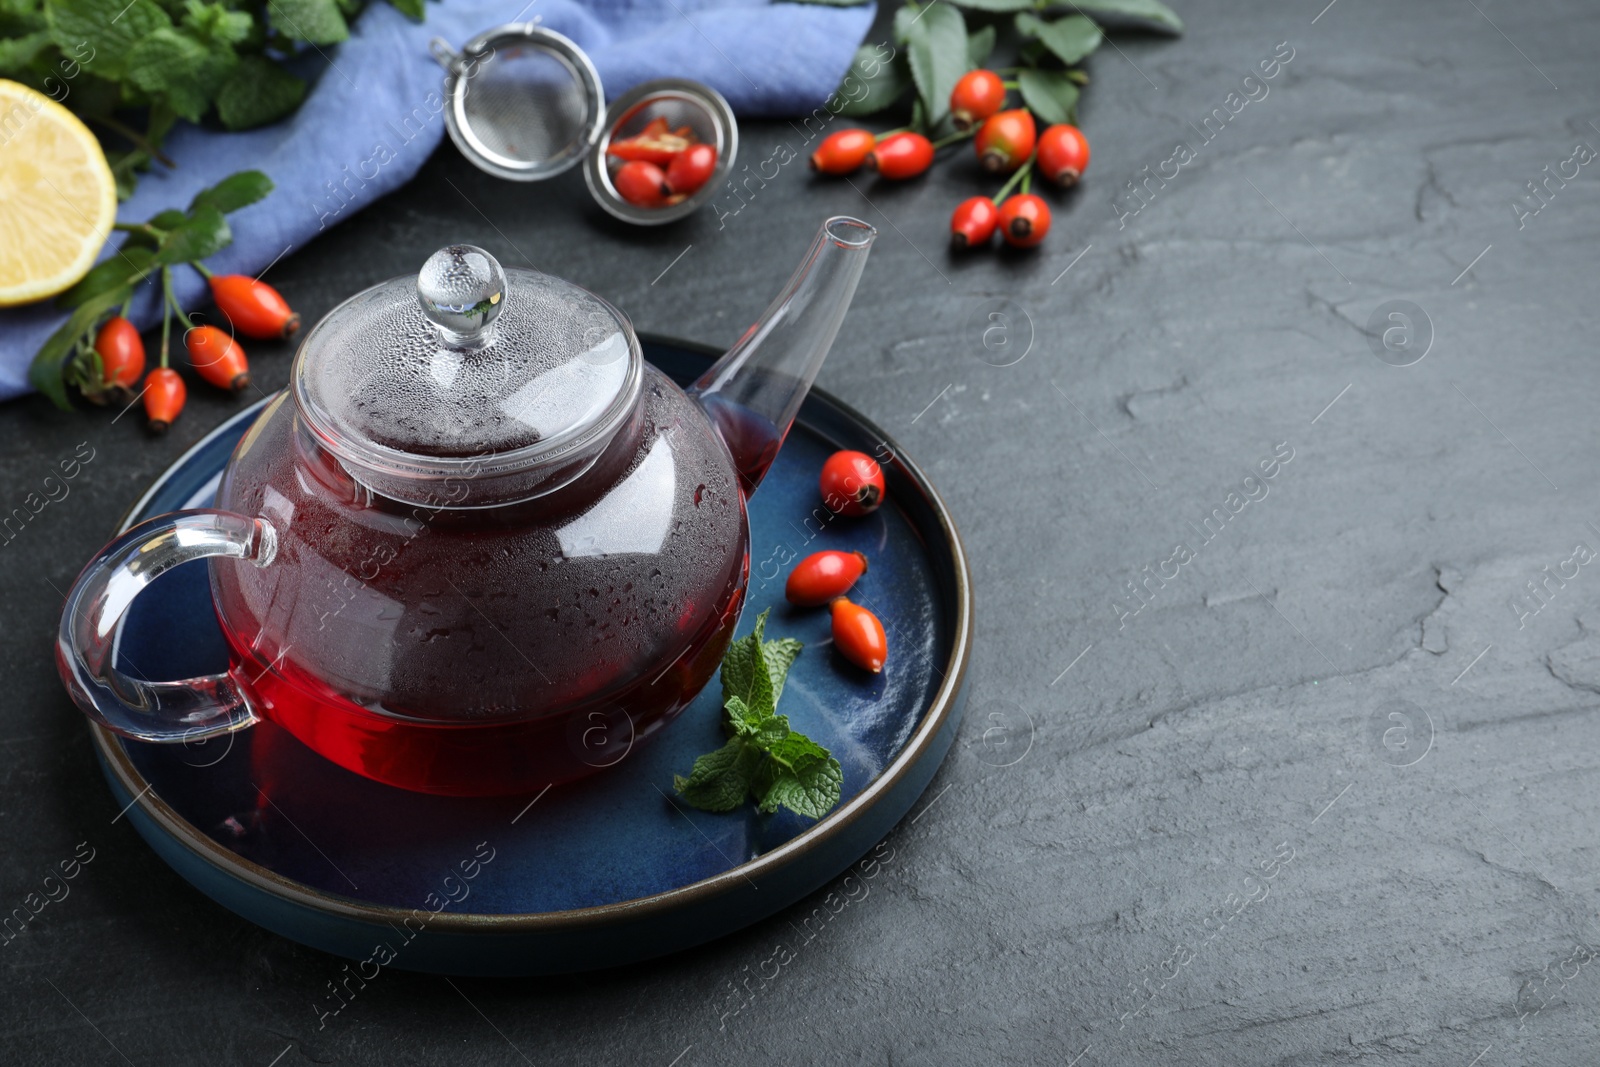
57, 217, 876, 796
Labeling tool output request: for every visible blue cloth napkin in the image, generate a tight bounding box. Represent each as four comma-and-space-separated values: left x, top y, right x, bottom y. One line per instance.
0, 0, 874, 401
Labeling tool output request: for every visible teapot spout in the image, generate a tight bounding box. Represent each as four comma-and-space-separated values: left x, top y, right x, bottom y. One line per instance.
689, 216, 876, 495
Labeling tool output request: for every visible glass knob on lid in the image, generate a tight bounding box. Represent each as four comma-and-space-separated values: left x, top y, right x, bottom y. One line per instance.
417, 244, 507, 343
292, 244, 642, 508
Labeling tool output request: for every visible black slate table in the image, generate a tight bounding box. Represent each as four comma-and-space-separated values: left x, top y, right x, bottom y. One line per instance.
5, 0, 1600, 1062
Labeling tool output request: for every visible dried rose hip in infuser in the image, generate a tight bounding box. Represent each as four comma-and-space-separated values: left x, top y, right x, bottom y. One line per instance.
666, 143, 718, 196
606, 117, 693, 164
614, 160, 672, 208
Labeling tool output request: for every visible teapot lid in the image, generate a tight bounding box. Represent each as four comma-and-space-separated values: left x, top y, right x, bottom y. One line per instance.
292, 244, 641, 506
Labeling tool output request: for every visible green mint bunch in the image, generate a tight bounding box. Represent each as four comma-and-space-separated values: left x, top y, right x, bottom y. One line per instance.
674, 609, 843, 820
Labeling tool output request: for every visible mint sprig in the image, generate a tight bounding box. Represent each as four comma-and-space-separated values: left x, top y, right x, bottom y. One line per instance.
674, 609, 843, 820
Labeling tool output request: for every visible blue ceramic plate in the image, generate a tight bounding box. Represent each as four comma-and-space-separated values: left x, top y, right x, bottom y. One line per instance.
91, 337, 971, 976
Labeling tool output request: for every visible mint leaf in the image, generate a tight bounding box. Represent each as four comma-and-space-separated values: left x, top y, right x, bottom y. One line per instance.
765, 731, 831, 773
125, 27, 235, 122
385, 0, 425, 18
0, 29, 51, 74
673, 738, 760, 812
755, 749, 843, 820
1017, 68, 1080, 126
182, 0, 251, 45
754, 714, 790, 748
720, 608, 774, 715
724, 694, 764, 737
764, 637, 803, 704
266, 0, 347, 45
1016, 12, 1103, 66
896, 1, 968, 126
677, 615, 841, 820
217, 58, 305, 129
47, 0, 171, 81
189, 170, 274, 215
1067, 0, 1183, 34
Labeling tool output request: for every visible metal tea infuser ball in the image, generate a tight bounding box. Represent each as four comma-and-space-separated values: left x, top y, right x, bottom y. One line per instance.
431, 22, 738, 225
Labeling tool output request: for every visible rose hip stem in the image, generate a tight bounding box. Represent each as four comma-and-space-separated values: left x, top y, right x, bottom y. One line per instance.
930, 128, 978, 150
158, 267, 175, 371
990, 154, 1037, 204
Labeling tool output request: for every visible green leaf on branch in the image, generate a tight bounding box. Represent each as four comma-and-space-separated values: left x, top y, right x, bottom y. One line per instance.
895, 0, 968, 125
675, 609, 842, 820
153, 206, 231, 265
967, 24, 996, 67
1067, 0, 1183, 34
56, 246, 154, 309
29, 284, 132, 409
189, 170, 274, 214
217, 56, 305, 129
1017, 67, 1080, 125
834, 43, 913, 117
1016, 12, 1103, 65
945, 0, 1034, 11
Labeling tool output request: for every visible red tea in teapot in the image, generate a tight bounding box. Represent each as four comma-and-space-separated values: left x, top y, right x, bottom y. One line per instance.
211, 376, 747, 795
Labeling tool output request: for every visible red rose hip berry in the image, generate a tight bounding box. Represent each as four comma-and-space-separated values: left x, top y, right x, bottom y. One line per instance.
1037, 124, 1091, 187
185, 325, 251, 391
786, 550, 869, 607
614, 160, 671, 207
999, 194, 1051, 248
810, 129, 876, 175
950, 70, 1006, 131
975, 109, 1036, 174
92, 316, 145, 394
951, 196, 1000, 249
208, 274, 300, 340
142, 367, 186, 432
868, 132, 934, 180
831, 597, 888, 673
820, 450, 886, 516
666, 143, 718, 196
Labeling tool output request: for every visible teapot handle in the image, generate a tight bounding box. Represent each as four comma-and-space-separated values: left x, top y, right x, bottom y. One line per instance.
56, 510, 277, 743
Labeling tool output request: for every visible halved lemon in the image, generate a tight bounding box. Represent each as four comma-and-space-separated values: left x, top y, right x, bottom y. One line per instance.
0, 79, 116, 307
